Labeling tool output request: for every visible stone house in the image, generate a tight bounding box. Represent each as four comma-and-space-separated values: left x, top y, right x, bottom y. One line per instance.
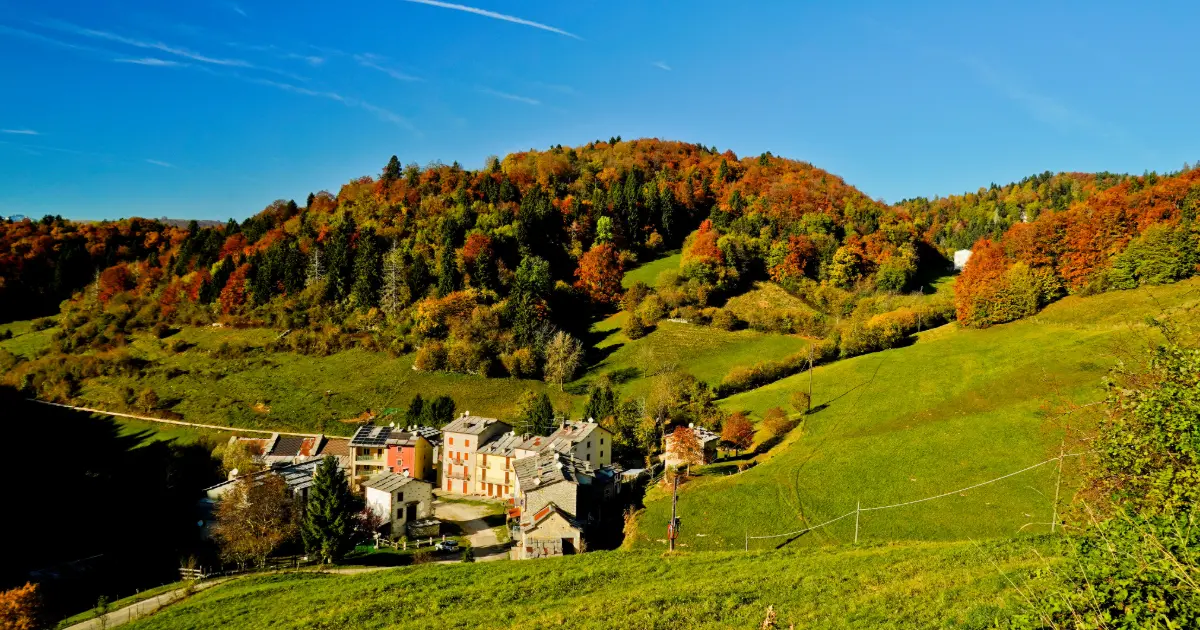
512, 451, 622, 559
362, 471, 435, 539
661, 424, 721, 467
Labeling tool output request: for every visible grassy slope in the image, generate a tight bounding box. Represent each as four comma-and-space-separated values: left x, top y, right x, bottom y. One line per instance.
579, 312, 810, 402
126, 539, 1051, 630
629, 279, 1200, 551
622, 251, 681, 288
77, 327, 574, 436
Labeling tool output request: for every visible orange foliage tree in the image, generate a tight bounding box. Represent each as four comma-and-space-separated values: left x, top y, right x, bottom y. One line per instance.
720, 412, 755, 455
575, 243, 623, 305
0, 582, 42, 630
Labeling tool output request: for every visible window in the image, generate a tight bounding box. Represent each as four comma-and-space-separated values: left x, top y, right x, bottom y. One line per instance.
449, 437, 454, 446
465, 439, 471, 448
601, 437, 605, 445
397, 507, 404, 519
601, 450, 605, 459
586, 454, 591, 462
397, 492, 404, 502
586, 441, 591, 449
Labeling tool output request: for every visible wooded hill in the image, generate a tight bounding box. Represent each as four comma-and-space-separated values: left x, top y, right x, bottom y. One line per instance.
2, 139, 1198, 385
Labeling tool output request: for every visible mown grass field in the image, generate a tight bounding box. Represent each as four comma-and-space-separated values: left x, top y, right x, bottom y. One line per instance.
579, 311, 810, 401
628, 278, 1200, 551
125, 538, 1053, 630
77, 327, 576, 435
621, 251, 682, 288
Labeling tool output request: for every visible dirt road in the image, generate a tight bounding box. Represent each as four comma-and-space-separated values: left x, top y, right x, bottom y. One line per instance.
433, 499, 510, 561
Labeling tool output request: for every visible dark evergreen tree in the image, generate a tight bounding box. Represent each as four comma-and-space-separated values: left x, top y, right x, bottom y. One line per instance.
351, 227, 381, 307
517, 392, 556, 436
583, 382, 617, 422
323, 213, 357, 302
437, 239, 457, 298
404, 394, 425, 426
305, 192, 315, 209
509, 255, 551, 344
382, 155, 401, 184
301, 456, 359, 564
420, 395, 456, 427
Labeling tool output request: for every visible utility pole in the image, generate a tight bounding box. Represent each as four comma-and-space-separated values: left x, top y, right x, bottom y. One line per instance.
668, 473, 679, 551
806, 345, 815, 413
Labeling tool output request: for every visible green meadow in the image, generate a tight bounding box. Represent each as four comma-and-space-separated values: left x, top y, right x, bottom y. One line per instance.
125, 538, 1052, 630
621, 251, 682, 288
628, 278, 1200, 551
580, 311, 810, 401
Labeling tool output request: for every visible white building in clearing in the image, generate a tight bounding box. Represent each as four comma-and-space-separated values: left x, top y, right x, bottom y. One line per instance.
362, 472, 434, 539
953, 249, 973, 271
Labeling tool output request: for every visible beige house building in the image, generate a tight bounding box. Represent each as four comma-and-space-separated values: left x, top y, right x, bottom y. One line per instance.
514, 420, 613, 467
362, 471, 435, 539
475, 432, 526, 500
441, 414, 511, 495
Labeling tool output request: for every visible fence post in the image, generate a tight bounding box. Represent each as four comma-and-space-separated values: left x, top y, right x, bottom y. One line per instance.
854, 501, 861, 544
744, 530, 748, 552
1052, 439, 1064, 533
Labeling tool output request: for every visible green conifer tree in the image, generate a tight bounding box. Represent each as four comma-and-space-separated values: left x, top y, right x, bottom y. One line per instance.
301, 456, 359, 564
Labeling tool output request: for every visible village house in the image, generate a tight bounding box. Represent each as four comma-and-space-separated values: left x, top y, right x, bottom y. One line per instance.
441, 413, 512, 495
362, 471, 436, 539
198, 457, 350, 537
511, 451, 623, 559
514, 420, 613, 467
348, 425, 435, 485
475, 431, 526, 500
661, 424, 721, 467
225, 433, 350, 473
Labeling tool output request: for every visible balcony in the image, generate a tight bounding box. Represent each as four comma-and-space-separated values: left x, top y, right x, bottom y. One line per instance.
445, 469, 471, 481
355, 456, 385, 464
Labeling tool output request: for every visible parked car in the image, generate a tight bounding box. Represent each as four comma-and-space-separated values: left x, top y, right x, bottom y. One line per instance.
434, 539, 459, 553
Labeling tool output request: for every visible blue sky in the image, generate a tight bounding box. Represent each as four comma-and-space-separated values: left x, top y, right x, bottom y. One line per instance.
0, 0, 1196, 221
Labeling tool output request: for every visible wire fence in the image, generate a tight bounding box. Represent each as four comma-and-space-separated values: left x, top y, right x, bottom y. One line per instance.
743, 450, 1093, 549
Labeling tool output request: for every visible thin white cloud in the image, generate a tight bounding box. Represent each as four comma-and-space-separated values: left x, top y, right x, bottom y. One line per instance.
228, 42, 325, 66
653, 61, 671, 71
145, 159, 174, 167
480, 88, 540, 106
401, 0, 581, 40
0, 23, 105, 53
1, 129, 39, 135
40, 20, 309, 81
116, 57, 183, 67
230, 3, 247, 17
354, 53, 421, 82
245, 76, 416, 131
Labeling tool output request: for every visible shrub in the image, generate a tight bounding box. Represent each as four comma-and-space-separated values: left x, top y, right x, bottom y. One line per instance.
625, 316, 648, 340
762, 407, 796, 439
500, 347, 538, 379
790, 391, 811, 414
0, 329, 12, 341
413, 342, 447, 372
710, 309, 740, 331
716, 348, 822, 397
636, 294, 666, 325
621, 282, 651, 312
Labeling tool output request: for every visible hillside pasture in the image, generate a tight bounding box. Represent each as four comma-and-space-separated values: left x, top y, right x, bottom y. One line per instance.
629, 278, 1200, 551
124, 538, 1052, 630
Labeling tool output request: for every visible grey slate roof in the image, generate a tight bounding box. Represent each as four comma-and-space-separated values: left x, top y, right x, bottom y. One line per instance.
268, 435, 307, 456
362, 471, 427, 494
204, 458, 324, 498
478, 431, 526, 456
442, 415, 510, 436
513, 451, 622, 491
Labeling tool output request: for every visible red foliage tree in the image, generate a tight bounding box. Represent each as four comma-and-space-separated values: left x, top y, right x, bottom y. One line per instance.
770, 234, 817, 282
575, 243, 624, 305
461, 232, 492, 268
220, 263, 251, 314
97, 264, 133, 303
720, 412, 756, 455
